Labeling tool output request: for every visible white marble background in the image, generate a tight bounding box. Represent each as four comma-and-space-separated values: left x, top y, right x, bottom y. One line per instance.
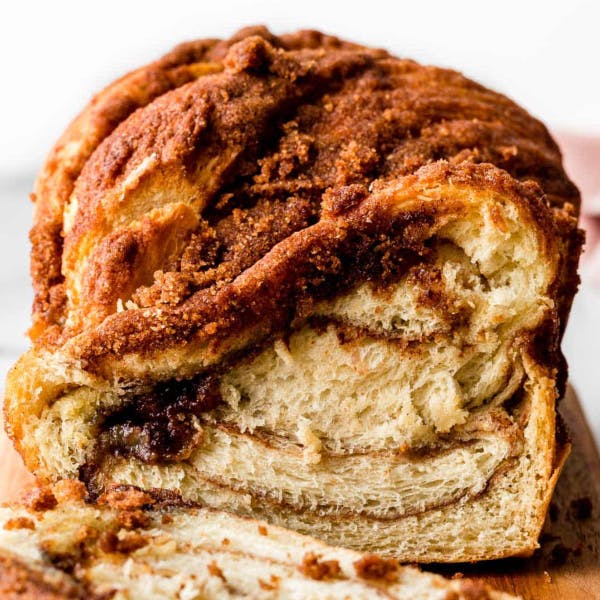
1, 0, 598, 444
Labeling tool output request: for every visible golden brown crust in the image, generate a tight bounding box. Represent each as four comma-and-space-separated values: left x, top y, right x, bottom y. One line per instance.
28, 26, 580, 372
59, 161, 560, 385
29, 42, 219, 343
28, 26, 362, 343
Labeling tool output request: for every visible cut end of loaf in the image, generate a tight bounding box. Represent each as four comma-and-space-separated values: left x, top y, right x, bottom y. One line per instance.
6, 168, 570, 562
4, 25, 582, 566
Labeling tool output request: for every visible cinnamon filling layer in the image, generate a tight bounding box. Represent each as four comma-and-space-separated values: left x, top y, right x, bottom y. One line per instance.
90, 239, 444, 467
33, 195, 552, 523
99, 375, 222, 463
85, 225, 538, 496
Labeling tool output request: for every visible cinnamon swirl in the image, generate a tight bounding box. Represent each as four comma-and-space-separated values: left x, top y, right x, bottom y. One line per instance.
4, 26, 583, 562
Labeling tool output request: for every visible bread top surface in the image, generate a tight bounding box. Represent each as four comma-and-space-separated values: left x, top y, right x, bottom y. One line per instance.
27, 25, 580, 380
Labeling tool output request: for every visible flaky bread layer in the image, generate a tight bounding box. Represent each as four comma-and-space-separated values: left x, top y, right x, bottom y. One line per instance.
0, 486, 516, 599
88, 356, 565, 563
5, 171, 559, 474
4, 177, 566, 562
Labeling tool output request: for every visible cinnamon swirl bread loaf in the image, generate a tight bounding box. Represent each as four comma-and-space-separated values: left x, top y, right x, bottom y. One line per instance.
0, 483, 515, 599
4, 26, 583, 562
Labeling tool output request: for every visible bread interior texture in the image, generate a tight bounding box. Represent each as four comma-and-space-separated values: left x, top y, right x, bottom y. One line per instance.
0, 491, 514, 599
14, 192, 560, 560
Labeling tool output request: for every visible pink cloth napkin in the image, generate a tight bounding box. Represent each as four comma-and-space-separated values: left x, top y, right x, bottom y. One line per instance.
554, 132, 600, 285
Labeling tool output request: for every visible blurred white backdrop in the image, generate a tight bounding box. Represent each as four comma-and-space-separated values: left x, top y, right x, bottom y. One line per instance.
1, 0, 600, 176
1, 0, 598, 441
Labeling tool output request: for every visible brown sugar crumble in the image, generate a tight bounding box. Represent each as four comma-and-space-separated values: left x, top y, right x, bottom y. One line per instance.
258, 524, 268, 536
117, 531, 148, 554
3, 517, 36, 531
72, 525, 98, 547
98, 530, 147, 554
117, 509, 151, 530
258, 575, 281, 591
299, 552, 342, 581
22, 486, 58, 512
98, 488, 155, 510
207, 560, 226, 582
353, 553, 400, 582
52, 480, 87, 504
98, 531, 119, 554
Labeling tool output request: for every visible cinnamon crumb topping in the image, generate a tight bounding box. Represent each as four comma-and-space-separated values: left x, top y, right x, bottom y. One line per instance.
72, 525, 98, 546
98, 530, 147, 554
258, 575, 280, 591
299, 552, 341, 580
115, 531, 148, 554
116, 509, 151, 530
52, 481, 87, 504
98, 531, 119, 554
22, 486, 57, 512
353, 553, 400, 582
3, 517, 35, 531
98, 488, 155, 510
207, 560, 226, 582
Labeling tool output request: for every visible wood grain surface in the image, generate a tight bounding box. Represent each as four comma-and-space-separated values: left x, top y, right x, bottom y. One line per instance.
0, 386, 598, 598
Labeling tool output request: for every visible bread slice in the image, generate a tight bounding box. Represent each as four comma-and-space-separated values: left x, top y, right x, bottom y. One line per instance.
3, 27, 582, 562
0, 483, 516, 599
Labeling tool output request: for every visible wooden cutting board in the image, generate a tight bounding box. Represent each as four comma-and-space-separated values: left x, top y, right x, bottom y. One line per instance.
1, 387, 598, 598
